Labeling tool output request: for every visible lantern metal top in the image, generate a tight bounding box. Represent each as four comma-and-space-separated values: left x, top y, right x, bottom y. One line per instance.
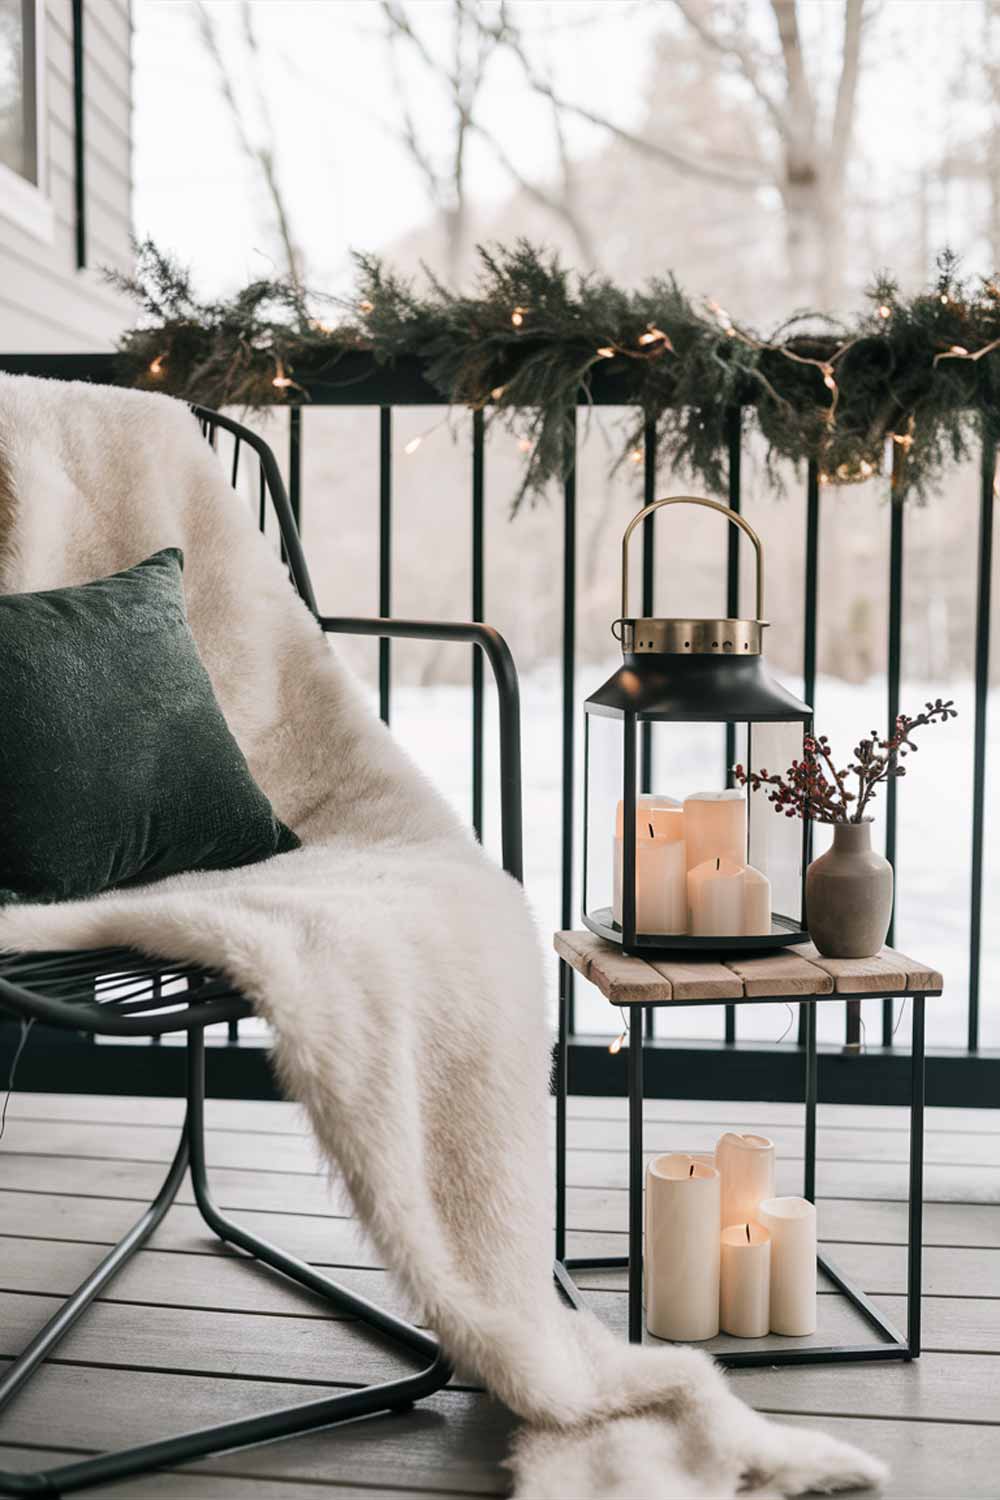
617, 495, 765, 657
590, 494, 811, 722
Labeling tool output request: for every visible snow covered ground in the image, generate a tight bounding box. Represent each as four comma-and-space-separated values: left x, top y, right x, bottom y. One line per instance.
384, 659, 999, 1052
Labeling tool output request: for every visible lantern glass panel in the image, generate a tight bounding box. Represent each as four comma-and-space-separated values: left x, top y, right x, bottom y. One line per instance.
584, 711, 623, 922
747, 719, 806, 926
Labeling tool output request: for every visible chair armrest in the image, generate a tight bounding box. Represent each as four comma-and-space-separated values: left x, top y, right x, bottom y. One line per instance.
319, 616, 523, 883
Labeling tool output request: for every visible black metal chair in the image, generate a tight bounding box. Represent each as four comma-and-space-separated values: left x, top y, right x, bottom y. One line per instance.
0, 405, 523, 1497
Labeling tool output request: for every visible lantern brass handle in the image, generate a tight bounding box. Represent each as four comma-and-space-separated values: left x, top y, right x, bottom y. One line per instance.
621, 495, 765, 623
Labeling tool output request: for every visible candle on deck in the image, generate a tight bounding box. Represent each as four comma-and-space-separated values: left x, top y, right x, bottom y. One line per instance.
719, 1222, 771, 1338
687, 857, 773, 937
683, 790, 747, 872
613, 795, 687, 934
645, 1153, 721, 1341
715, 1132, 776, 1228
758, 1196, 817, 1335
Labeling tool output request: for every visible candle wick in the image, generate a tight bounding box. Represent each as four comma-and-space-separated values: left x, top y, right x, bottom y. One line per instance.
716, 857, 720, 870
746, 1223, 751, 1243
689, 1163, 695, 1176
648, 822, 655, 840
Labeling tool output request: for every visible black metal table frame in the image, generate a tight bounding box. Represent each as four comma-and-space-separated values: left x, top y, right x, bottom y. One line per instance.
553, 980, 932, 1367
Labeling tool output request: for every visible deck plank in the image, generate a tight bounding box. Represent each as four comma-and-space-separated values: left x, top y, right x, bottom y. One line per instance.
0, 1091, 996, 1497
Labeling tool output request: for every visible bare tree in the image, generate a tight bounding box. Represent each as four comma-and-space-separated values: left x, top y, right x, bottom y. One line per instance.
486, 0, 867, 309
379, 0, 601, 275
194, 0, 306, 289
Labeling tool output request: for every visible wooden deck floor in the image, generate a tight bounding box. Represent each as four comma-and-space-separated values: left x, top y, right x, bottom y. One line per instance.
0, 1088, 997, 1498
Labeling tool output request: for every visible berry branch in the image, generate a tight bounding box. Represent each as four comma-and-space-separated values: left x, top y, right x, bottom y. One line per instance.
732, 700, 957, 825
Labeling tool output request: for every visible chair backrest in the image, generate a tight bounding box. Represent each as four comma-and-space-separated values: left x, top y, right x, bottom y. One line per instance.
192, 406, 318, 618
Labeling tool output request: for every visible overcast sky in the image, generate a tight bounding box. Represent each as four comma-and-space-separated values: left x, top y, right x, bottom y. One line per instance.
133, 0, 990, 302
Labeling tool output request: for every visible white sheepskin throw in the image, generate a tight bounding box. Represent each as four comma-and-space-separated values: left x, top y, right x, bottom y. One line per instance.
0, 375, 886, 1498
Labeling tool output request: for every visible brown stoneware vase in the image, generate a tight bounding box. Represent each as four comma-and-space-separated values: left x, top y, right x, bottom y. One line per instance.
805, 820, 893, 959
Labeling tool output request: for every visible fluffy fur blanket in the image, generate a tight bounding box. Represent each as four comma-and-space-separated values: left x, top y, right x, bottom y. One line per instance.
0, 375, 885, 1498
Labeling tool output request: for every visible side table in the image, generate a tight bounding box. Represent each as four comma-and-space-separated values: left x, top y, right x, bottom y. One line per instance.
552, 932, 943, 1368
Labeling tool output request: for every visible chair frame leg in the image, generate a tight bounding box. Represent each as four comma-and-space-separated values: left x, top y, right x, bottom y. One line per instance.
0, 1027, 452, 1498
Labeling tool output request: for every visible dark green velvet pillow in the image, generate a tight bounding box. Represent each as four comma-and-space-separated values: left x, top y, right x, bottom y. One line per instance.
0, 548, 299, 905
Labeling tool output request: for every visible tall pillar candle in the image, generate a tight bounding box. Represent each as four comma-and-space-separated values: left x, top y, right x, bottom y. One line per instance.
645, 1153, 720, 1341
758, 1196, 817, 1335
716, 1132, 775, 1228
613, 795, 687, 934
683, 790, 747, 873
720, 1222, 771, 1337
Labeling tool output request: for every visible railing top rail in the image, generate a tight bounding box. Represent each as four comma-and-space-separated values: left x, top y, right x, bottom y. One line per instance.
0, 351, 752, 408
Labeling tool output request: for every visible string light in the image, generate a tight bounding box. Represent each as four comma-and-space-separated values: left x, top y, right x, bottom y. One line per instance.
491, 384, 506, 400
358, 299, 374, 314
877, 304, 892, 319
609, 1031, 626, 1055
628, 447, 643, 465
148, 353, 166, 376
596, 346, 616, 358
272, 359, 294, 390
638, 324, 673, 350
404, 436, 423, 455
940, 294, 950, 305
511, 306, 526, 327
932, 335, 1000, 367
518, 437, 533, 453
859, 459, 875, 478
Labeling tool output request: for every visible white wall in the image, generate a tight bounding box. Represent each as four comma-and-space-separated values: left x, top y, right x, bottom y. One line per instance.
0, 0, 133, 352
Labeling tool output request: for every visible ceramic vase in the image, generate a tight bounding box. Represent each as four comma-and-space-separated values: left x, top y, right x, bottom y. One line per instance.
805, 820, 893, 959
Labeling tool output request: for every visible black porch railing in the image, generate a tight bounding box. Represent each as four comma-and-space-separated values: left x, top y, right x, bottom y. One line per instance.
0, 350, 996, 1107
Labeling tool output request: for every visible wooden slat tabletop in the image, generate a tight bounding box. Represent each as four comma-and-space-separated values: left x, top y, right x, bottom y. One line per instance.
554, 931, 943, 1005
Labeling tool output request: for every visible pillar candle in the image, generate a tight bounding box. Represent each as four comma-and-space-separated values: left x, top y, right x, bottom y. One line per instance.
645, 1153, 720, 1341
720, 1222, 771, 1338
743, 864, 772, 936
758, 1196, 817, 1335
715, 1132, 775, 1228
688, 858, 773, 937
613, 795, 687, 934
683, 790, 747, 872
688, 856, 744, 935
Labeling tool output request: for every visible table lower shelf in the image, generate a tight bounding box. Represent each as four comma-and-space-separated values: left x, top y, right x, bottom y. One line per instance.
553, 1252, 914, 1368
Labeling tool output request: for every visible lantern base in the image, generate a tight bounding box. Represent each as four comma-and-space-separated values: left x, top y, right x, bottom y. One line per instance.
583, 908, 807, 955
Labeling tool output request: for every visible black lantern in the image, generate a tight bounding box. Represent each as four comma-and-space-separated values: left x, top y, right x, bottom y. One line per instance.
583, 496, 812, 954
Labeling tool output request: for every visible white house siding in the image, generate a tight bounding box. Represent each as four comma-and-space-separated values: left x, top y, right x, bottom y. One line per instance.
0, 0, 133, 353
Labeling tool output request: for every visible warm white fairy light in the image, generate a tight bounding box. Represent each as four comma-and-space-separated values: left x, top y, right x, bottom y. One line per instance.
596, 346, 615, 358
491, 384, 506, 400
859, 459, 875, 478
878, 304, 892, 320
358, 299, 374, 314
148, 353, 166, 376
638, 324, 673, 349
404, 436, 423, 455
272, 359, 293, 389
511, 306, 526, 327
707, 298, 736, 336
518, 437, 533, 453
628, 447, 643, 465
940, 294, 950, 305
609, 1031, 626, 1055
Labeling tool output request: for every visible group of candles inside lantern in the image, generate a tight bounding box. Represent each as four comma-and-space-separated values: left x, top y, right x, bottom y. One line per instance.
644, 1134, 817, 1342
613, 790, 771, 936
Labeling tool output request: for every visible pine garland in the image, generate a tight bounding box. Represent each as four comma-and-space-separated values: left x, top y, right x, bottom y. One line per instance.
108, 240, 1000, 507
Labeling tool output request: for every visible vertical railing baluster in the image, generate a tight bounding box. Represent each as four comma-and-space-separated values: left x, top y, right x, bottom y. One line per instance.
802, 460, 821, 1047
289, 408, 302, 531
379, 408, 392, 726
72, 0, 86, 269
724, 407, 741, 1046
230, 436, 242, 490
471, 410, 485, 840
562, 411, 577, 1033
968, 441, 995, 1054
884, 484, 905, 1044
258, 461, 266, 535
641, 419, 657, 1039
